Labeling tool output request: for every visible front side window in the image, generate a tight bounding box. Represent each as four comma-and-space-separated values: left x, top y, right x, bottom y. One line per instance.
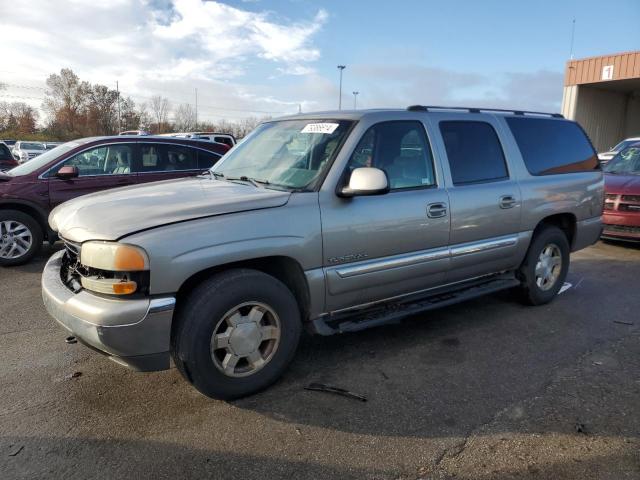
212, 119, 353, 191
440, 121, 508, 185
506, 117, 598, 175
51, 144, 133, 177
603, 146, 640, 175
346, 121, 436, 189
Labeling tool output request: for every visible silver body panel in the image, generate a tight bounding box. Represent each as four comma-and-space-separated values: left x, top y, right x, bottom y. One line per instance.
42, 108, 604, 365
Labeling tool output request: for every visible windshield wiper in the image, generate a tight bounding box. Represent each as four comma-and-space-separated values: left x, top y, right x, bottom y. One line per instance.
226, 175, 270, 188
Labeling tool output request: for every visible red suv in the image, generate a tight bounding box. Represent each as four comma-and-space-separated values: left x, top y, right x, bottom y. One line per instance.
0, 136, 228, 265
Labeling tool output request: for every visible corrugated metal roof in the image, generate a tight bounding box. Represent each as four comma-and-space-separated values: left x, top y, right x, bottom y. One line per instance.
565, 51, 640, 86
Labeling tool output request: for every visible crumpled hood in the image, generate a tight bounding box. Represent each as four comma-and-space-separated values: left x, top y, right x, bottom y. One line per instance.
604, 173, 640, 195
50, 176, 291, 242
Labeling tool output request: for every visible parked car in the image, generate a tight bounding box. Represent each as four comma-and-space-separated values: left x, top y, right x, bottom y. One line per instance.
601, 142, 640, 241
0, 142, 19, 171
42, 106, 603, 399
161, 132, 236, 148
44, 142, 63, 150
598, 136, 640, 164
12, 141, 46, 163
0, 136, 227, 265
119, 130, 150, 136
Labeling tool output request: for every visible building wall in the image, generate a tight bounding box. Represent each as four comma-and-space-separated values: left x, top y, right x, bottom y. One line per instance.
563, 86, 627, 151
565, 51, 640, 86
625, 94, 640, 138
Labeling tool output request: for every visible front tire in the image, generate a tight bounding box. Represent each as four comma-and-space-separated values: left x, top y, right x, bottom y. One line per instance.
517, 225, 570, 305
172, 269, 301, 400
0, 210, 43, 267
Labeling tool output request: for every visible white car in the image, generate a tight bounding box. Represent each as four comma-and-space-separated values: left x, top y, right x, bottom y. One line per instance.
598, 137, 640, 164
11, 141, 46, 163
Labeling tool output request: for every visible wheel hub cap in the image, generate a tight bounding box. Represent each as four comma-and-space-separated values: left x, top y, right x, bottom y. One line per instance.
210, 302, 281, 378
228, 322, 262, 356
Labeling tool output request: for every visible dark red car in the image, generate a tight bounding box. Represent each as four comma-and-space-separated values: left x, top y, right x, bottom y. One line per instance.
0, 136, 228, 265
602, 142, 640, 242
0, 142, 19, 171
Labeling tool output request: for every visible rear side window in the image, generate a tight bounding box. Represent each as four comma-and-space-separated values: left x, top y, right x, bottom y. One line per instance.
506, 118, 599, 175
197, 150, 222, 169
440, 121, 508, 185
139, 144, 198, 172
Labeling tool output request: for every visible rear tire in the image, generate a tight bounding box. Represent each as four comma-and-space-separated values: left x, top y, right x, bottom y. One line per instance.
172, 269, 301, 400
517, 225, 570, 305
0, 210, 43, 267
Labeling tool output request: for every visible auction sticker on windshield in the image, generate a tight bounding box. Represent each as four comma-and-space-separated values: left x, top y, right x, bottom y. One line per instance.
301, 123, 339, 134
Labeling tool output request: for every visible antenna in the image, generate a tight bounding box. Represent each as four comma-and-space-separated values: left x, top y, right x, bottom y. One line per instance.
569, 18, 576, 60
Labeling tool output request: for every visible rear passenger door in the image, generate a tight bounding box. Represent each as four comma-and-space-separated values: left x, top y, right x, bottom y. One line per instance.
48, 143, 137, 209
431, 116, 523, 282
136, 143, 220, 184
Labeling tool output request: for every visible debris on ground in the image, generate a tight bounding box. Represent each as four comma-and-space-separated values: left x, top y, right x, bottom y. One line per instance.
304, 383, 367, 402
8, 445, 24, 457
613, 320, 634, 326
67, 371, 82, 380
65, 336, 78, 344
575, 421, 588, 434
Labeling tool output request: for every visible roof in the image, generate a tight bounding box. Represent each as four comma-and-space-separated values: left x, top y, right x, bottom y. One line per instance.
565, 50, 640, 86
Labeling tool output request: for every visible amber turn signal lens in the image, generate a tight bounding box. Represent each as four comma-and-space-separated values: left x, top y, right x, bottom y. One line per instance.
81, 277, 137, 295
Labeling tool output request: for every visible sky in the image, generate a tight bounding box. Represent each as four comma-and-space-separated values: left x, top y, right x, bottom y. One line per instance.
0, 0, 639, 124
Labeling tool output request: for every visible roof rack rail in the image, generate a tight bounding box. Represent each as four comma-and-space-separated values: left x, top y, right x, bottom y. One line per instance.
406, 105, 564, 118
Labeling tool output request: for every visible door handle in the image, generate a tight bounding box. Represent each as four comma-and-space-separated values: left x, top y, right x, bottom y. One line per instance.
499, 195, 517, 209
427, 202, 447, 218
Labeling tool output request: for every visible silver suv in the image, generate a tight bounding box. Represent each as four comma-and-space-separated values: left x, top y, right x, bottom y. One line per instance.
42, 106, 603, 399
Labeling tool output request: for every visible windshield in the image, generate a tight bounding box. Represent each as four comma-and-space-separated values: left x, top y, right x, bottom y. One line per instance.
603, 146, 640, 175
20, 142, 45, 150
8, 142, 80, 176
211, 119, 353, 191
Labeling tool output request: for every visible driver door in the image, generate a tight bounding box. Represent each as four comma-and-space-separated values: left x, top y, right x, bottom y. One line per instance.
320, 120, 451, 312
48, 143, 137, 209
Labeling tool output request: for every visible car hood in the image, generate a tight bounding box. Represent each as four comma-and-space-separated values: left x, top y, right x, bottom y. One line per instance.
50, 176, 291, 243
604, 173, 640, 195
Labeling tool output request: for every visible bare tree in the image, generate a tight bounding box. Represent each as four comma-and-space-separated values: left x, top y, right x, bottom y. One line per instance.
173, 103, 196, 132
149, 95, 171, 133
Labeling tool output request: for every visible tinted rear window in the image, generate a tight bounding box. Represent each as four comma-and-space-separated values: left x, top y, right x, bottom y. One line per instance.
506, 118, 598, 175
440, 121, 508, 185
0, 144, 12, 159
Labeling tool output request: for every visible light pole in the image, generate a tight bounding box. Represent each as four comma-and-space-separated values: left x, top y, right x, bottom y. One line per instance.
352, 91, 359, 110
337, 65, 346, 110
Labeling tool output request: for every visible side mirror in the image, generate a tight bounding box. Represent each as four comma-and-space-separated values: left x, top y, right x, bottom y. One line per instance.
339, 167, 389, 197
56, 165, 79, 179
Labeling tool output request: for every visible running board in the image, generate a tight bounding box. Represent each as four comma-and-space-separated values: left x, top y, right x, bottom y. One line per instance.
312, 276, 520, 335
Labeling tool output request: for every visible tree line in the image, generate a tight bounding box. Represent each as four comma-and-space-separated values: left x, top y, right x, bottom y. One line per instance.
0, 69, 269, 141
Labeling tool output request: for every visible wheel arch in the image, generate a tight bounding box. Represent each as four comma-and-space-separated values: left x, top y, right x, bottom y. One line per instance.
533, 212, 577, 248
174, 255, 312, 323
0, 201, 52, 241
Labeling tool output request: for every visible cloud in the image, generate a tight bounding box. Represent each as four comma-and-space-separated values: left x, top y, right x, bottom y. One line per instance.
0, 0, 328, 121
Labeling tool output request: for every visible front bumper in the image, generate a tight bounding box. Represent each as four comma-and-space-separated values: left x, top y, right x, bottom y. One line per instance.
602, 212, 640, 241
42, 250, 175, 371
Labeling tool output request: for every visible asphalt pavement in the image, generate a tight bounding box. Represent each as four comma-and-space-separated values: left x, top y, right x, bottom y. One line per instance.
1, 241, 639, 479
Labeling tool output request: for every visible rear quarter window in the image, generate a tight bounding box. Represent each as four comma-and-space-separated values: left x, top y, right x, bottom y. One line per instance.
506, 117, 599, 175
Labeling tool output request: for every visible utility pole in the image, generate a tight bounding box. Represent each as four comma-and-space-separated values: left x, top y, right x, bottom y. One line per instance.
116, 81, 121, 133
195, 88, 198, 131
337, 65, 346, 110
353, 91, 359, 110
569, 18, 576, 60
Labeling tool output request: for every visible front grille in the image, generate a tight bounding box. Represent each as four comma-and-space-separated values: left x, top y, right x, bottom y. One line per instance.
618, 204, 640, 213
60, 239, 83, 292
603, 224, 640, 234
622, 195, 640, 202
604, 203, 614, 211
605, 193, 619, 201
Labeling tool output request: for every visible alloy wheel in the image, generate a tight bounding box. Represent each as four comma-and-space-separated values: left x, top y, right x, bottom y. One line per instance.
210, 302, 281, 378
0, 220, 33, 260
534, 243, 562, 291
